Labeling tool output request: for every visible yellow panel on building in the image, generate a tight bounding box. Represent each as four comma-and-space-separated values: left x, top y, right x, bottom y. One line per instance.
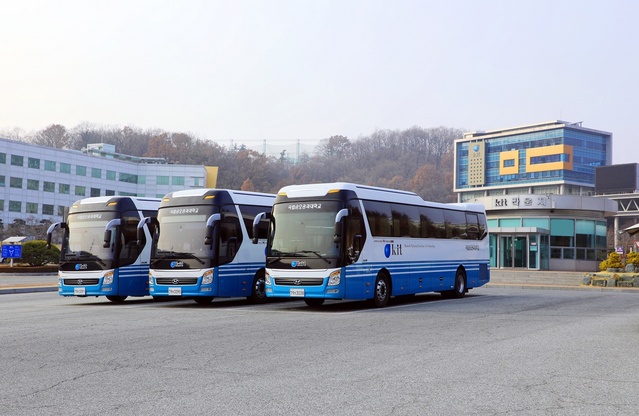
205, 166, 219, 188
499, 150, 519, 175
526, 145, 573, 173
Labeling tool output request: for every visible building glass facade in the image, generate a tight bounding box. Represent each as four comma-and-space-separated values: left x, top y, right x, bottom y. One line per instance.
454, 121, 615, 271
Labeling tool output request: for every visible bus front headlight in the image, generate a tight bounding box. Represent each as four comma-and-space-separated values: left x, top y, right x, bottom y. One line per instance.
202, 270, 213, 285
265, 271, 271, 285
327, 270, 341, 286
103, 271, 114, 285
148, 272, 154, 285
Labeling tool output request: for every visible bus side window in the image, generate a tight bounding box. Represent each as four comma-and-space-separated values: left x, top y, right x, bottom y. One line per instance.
219, 207, 242, 264
346, 200, 366, 262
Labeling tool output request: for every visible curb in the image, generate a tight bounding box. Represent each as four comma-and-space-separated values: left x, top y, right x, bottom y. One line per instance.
0, 286, 58, 295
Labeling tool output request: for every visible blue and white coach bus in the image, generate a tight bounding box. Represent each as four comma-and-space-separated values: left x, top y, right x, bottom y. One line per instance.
253, 182, 489, 308
47, 196, 161, 302
149, 189, 275, 304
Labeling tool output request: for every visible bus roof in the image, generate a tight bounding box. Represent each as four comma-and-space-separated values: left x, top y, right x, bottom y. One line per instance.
277, 182, 485, 214
163, 188, 276, 205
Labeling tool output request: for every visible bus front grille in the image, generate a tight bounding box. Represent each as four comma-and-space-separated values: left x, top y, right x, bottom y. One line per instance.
155, 278, 199, 285
64, 279, 100, 285
274, 278, 324, 286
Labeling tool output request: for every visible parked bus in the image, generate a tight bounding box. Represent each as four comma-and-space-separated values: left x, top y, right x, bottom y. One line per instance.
253, 182, 489, 308
46, 196, 161, 302
149, 189, 275, 304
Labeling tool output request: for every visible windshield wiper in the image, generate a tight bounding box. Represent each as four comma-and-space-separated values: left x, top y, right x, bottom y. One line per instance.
298, 250, 331, 264
151, 250, 205, 265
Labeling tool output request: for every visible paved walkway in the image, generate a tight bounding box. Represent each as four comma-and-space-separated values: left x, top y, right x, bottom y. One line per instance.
1, 269, 638, 295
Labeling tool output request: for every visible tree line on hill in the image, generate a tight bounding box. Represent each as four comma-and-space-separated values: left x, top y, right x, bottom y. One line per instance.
5, 122, 462, 203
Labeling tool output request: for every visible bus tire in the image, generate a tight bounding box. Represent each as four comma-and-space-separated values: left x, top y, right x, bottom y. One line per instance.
372, 272, 391, 308
106, 295, 127, 302
444, 269, 467, 299
194, 296, 214, 304
304, 298, 325, 307
248, 272, 267, 304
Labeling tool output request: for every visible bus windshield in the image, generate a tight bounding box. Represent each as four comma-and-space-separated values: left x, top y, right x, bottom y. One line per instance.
154, 207, 215, 265
65, 212, 118, 264
270, 200, 341, 258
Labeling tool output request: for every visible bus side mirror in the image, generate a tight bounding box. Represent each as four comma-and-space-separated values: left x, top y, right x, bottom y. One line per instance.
252, 212, 270, 244
103, 230, 112, 248
46, 222, 66, 249
333, 208, 349, 243
103, 219, 121, 248
136, 217, 151, 248
205, 213, 221, 246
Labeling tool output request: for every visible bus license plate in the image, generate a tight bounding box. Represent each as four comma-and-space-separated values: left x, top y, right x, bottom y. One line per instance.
168, 287, 182, 296
290, 288, 304, 297
74, 287, 86, 295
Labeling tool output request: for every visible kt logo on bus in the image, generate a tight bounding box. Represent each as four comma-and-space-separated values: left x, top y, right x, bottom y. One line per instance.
384, 243, 402, 258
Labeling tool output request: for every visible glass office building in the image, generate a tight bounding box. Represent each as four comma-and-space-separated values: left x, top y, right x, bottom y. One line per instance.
454, 121, 616, 271
0, 138, 218, 227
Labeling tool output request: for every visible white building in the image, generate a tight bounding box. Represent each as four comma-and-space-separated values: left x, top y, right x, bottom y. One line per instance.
0, 138, 218, 226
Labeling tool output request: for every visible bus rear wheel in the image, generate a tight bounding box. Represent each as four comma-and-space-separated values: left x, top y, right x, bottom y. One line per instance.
372, 273, 391, 308
194, 296, 214, 304
106, 295, 127, 302
443, 270, 466, 299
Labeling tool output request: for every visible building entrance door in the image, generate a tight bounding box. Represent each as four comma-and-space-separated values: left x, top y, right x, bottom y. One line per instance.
499, 235, 528, 268
500, 236, 512, 268
513, 236, 527, 268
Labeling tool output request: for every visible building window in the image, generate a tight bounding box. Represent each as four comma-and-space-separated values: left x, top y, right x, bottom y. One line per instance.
0, 200, 3, 210
28, 157, 41, 169
9, 201, 21, 213
57, 206, 65, 216
157, 176, 169, 185
45, 160, 56, 171
550, 218, 574, 249
75, 185, 86, 196
44, 181, 55, 192
91, 188, 101, 197
119, 173, 138, 183
91, 168, 101, 178
0, 153, 5, 164
60, 162, 71, 174
105, 189, 115, 196
106, 170, 116, 180
27, 179, 39, 191
172, 176, 185, 186
9, 177, 23, 189
11, 155, 24, 166
26, 202, 38, 214
0, 176, 4, 187
76, 165, 87, 176
59, 183, 70, 194
42, 204, 54, 215
138, 175, 146, 184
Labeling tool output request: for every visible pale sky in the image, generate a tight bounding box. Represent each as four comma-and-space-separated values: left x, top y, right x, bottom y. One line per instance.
1, 0, 637, 162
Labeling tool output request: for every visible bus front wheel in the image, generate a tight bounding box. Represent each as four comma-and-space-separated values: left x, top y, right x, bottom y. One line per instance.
248, 273, 267, 304
106, 295, 127, 302
372, 273, 391, 308
304, 298, 325, 307
194, 296, 214, 305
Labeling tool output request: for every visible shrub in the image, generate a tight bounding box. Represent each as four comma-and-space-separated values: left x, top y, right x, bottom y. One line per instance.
599, 252, 624, 271
626, 251, 639, 267
21, 240, 61, 266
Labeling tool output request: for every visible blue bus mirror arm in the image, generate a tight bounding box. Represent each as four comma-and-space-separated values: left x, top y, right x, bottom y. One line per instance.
46, 221, 66, 249
252, 212, 271, 244
205, 213, 221, 246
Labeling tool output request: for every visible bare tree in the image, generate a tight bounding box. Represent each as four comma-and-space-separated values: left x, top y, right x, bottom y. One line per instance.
32, 124, 71, 148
